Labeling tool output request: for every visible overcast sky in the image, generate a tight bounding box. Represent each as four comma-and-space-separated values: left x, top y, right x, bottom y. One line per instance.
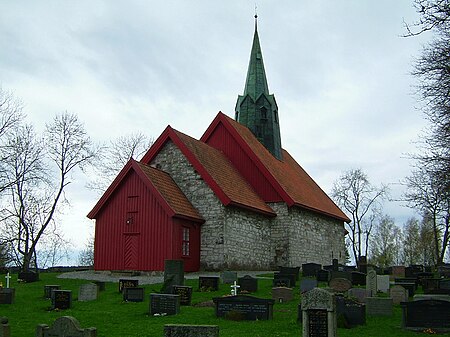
0, 1, 432, 263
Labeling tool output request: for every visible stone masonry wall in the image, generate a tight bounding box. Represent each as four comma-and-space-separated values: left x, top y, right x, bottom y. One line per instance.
150, 141, 226, 270
223, 206, 273, 270
269, 203, 346, 267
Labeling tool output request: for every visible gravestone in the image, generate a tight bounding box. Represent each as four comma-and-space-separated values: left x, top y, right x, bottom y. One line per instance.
272, 287, 293, 303
336, 296, 366, 328
390, 285, 408, 305
118, 279, 139, 293
274, 272, 296, 287
172, 286, 193, 306
440, 279, 450, 290
348, 288, 370, 303
351, 272, 366, 286
358, 256, 367, 274
199, 276, 219, 291
51, 290, 72, 310
94, 281, 105, 291
123, 287, 144, 302
163, 260, 184, 293
332, 258, 339, 271
280, 266, 300, 280
376, 275, 390, 293
18, 271, 38, 283
329, 278, 352, 293
317, 269, 331, 283
395, 277, 418, 289
213, 295, 274, 320
417, 272, 434, 286
273, 277, 291, 288
330, 271, 351, 281
301, 279, 318, 294
238, 275, 258, 293
366, 270, 377, 296
35, 316, 96, 337
164, 324, 219, 337
422, 278, 441, 292
301, 287, 337, 337
413, 294, 450, 302
366, 297, 393, 316
150, 294, 180, 316
0, 289, 15, 305
78, 283, 98, 302
220, 271, 237, 284
302, 263, 322, 278
395, 282, 415, 297
1, 317, 10, 337
44, 285, 61, 300
391, 266, 406, 279
401, 299, 450, 332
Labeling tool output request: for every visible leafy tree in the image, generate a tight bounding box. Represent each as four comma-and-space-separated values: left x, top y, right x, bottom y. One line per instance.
331, 168, 388, 266
370, 215, 402, 268
403, 217, 423, 265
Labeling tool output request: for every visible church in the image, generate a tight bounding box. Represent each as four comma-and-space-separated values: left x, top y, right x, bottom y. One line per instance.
87, 18, 350, 272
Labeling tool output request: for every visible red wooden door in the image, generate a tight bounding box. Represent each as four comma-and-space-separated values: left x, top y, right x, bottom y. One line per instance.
124, 234, 139, 270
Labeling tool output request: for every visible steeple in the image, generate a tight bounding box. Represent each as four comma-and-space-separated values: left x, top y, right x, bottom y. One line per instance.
235, 15, 282, 160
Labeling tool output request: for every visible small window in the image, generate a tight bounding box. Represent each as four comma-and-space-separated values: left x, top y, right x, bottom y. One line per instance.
182, 227, 190, 256
260, 106, 267, 120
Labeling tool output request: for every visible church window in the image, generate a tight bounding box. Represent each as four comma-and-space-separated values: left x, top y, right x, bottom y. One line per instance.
182, 227, 190, 256
260, 106, 267, 120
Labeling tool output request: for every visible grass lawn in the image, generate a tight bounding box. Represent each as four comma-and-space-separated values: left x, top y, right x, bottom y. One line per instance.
0, 272, 449, 336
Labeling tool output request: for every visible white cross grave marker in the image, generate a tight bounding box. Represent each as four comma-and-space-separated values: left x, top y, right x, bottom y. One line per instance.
5, 272, 11, 288
230, 281, 240, 296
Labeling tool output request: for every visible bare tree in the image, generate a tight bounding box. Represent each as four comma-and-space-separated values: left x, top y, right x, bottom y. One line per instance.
331, 168, 388, 267
88, 132, 153, 193
370, 215, 402, 267
404, 0, 450, 36
78, 235, 94, 267
403, 217, 423, 265
1, 112, 98, 272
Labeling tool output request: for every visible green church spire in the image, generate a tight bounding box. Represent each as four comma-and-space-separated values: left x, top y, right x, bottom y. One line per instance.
235, 15, 282, 160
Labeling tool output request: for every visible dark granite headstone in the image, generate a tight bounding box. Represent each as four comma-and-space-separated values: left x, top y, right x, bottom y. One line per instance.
336, 295, 366, 328
272, 287, 293, 303
351, 272, 366, 286
18, 271, 38, 283
316, 269, 331, 283
213, 295, 274, 320
422, 279, 441, 293
395, 282, 415, 297
172, 286, 193, 306
401, 299, 450, 331
1, 316, 10, 337
330, 271, 351, 282
51, 290, 72, 310
199, 276, 219, 291
302, 263, 322, 278
440, 279, 450, 290
123, 287, 144, 302
35, 316, 96, 337
272, 277, 291, 288
44, 285, 61, 299
358, 256, 367, 274
274, 272, 296, 287
150, 293, 180, 316
366, 297, 393, 316
238, 275, 258, 293
163, 324, 219, 337
395, 278, 418, 290
332, 258, 339, 271
279, 266, 300, 280
163, 260, 184, 294
300, 279, 318, 294
118, 279, 139, 293
0, 289, 15, 305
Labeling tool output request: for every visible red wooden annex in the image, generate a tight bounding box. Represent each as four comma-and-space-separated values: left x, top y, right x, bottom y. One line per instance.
87, 160, 204, 272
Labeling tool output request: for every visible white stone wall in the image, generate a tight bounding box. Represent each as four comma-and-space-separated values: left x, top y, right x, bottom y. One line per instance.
269, 203, 346, 267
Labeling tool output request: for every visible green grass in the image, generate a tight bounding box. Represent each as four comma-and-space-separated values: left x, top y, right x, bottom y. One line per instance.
0, 272, 449, 336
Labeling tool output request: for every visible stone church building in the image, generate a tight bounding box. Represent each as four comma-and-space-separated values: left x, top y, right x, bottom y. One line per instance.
88, 19, 349, 272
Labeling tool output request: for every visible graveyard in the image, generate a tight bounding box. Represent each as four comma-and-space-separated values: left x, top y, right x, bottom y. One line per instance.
1, 266, 450, 337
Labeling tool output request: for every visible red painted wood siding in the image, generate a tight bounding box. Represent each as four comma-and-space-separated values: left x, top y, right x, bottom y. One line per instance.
94, 170, 200, 271
205, 123, 282, 202
173, 219, 200, 272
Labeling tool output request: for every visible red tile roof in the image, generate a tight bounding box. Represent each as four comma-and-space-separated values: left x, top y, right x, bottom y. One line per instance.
135, 161, 203, 221
204, 112, 350, 222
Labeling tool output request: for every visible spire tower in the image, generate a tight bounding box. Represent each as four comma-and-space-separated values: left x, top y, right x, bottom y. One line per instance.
235, 15, 282, 160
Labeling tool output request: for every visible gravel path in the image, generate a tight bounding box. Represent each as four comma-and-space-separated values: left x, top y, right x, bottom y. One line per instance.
57, 270, 273, 285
